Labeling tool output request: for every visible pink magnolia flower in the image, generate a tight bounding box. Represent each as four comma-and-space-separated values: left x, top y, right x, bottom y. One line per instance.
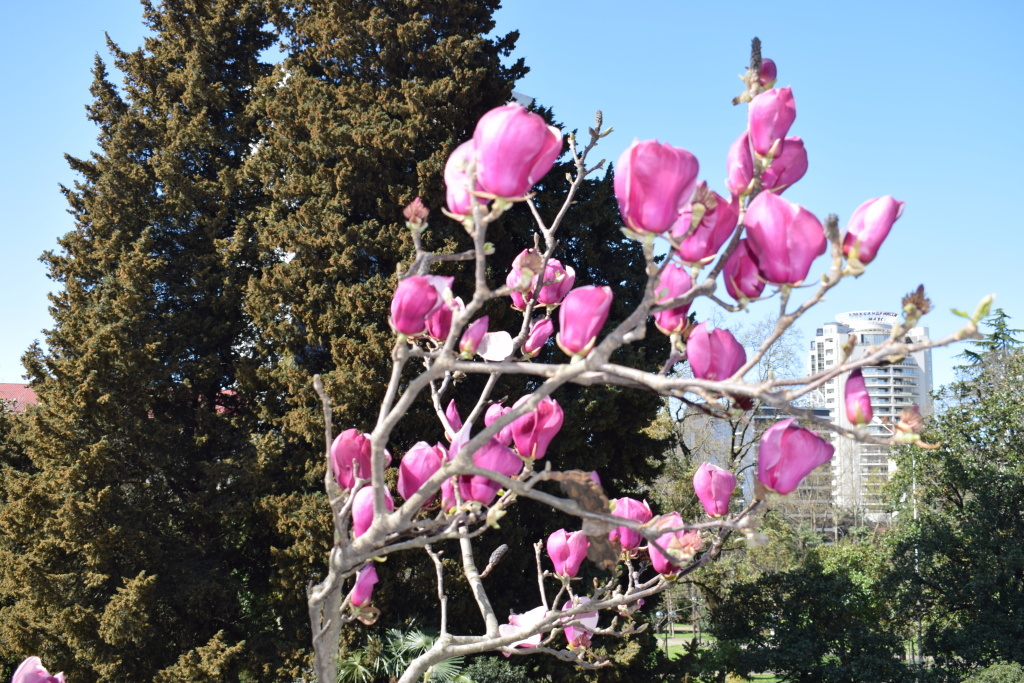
649, 512, 703, 575
351, 485, 395, 538
458, 438, 523, 506
523, 318, 554, 358
757, 418, 836, 495
845, 368, 873, 426
615, 139, 700, 234
726, 131, 754, 197
397, 442, 446, 503
722, 239, 766, 303
444, 139, 483, 217
761, 136, 808, 194
330, 429, 392, 490
473, 105, 563, 197
499, 605, 548, 653
653, 262, 694, 336
748, 86, 796, 158
693, 463, 737, 518
842, 196, 905, 265
608, 497, 654, 550
547, 528, 589, 577
744, 191, 826, 285
459, 316, 489, 357
686, 323, 746, 381
506, 251, 575, 309
671, 185, 739, 263
562, 598, 599, 649
444, 399, 463, 442
348, 564, 378, 608
484, 402, 514, 447
425, 296, 464, 341
11, 657, 65, 683
390, 276, 453, 336
511, 395, 563, 460
557, 285, 613, 358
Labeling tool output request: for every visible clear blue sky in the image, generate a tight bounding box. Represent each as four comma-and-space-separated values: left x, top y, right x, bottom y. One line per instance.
3, 1, 1022, 390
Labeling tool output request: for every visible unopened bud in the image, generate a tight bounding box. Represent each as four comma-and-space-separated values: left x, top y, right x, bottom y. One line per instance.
403, 197, 430, 230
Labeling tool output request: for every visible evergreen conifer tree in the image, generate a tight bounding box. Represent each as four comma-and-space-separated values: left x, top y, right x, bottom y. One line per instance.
241, 1, 670, 672
0, 1, 281, 680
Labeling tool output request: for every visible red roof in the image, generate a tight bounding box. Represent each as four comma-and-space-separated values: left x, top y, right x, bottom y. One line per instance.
0, 384, 38, 413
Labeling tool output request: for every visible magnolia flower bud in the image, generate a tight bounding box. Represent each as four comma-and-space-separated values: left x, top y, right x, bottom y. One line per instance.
473, 105, 563, 198
693, 462, 737, 518
484, 403, 514, 446
748, 86, 796, 158
842, 196, 905, 265
12, 657, 65, 683
351, 485, 395, 538
649, 512, 703, 575
653, 263, 694, 336
608, 497, 653, 550
761, 136, 808, 194
744, 192, 826, 285
757, 418, 835, 495
397, 442, 446, 503
725, 131, 754, 197
331, 429, 392, 489
686, 323, 746, 381
390, 276, 453, 336
615, 139, 699, 234
557, 286, 613, 358
562, 599, 599, 649
546, 528, 589, 577
444, 139, 482, 217
722, 239, 766, 303
511, 395, 564, 460
348, 564, 378, 608
759, 58, 778, 87
845, 368, 873, 426
523, 318, 554, 358
459, 316, 489, 358
671, 184, 739, 263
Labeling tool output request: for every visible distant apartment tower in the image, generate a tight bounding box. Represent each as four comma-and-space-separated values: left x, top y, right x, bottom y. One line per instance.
809, 311, 933, 518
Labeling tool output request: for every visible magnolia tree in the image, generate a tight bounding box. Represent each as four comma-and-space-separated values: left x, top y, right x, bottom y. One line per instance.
14, 40, 991, 683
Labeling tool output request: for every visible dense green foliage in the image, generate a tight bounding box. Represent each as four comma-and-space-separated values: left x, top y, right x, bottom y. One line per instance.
0, 0, 672, 679
886, 311, 1024, 679
0, 1, 275, 679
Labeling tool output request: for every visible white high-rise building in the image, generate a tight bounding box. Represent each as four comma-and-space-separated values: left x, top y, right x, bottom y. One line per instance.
809, 311, 933, 518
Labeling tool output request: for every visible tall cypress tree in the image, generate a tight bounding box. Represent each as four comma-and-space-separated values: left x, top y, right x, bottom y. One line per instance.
242, 1, 670, 673
0, 1, 278, 680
